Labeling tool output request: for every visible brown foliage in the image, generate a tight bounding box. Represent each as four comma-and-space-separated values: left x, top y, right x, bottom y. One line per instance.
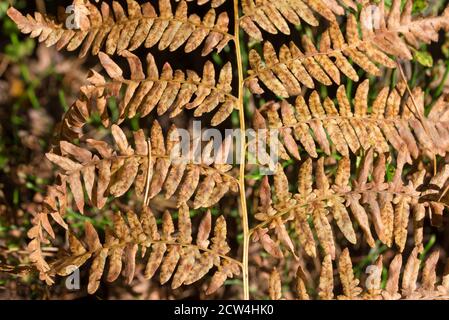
6, 0, 449, 300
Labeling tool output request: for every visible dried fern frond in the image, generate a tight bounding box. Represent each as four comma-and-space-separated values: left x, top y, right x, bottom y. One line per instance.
273, 247, 449, 300
254, 81, 449, 161
28, 121, 237, 285
47, 122, 238, 216
52, 206, 240, 294
60, 51, 237, 140
253, 150, 449, 260
360, 0, 449, 60
27, 177, 71, 285
269, 268, 282, 299
7, 0, 232, 58
239, 0, 366, 41
14, 0, 449, 301
307, 247, 449, 300
246, 1, 449, 96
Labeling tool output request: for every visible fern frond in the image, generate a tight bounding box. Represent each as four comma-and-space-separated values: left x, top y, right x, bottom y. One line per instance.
52, 206, 240, 294
252, 150, 449, 259
307, 247, 449, 300
47, 122, 237, 215
271, 247, 449, 300
27, 177, 71, 285
7, 0, 232, 58
254, 81, 449, 161
28, 120, 238, 281
246, 2, 449, 97
269, 268, 282, 299
239, 0, 366, 41
60, 51, 236, 140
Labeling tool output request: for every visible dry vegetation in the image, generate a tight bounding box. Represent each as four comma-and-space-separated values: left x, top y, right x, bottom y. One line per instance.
1, 0, 449, 300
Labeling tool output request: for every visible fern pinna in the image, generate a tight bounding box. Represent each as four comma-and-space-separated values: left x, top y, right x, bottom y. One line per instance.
7, 0, 449, 299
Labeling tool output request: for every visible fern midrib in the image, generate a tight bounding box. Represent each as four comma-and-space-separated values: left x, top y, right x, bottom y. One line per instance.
244, 39, 380, 82
66, 238, 243, 269
270, 114, 449, 127
58, 76, 238, 140
40, 14, 233, 40
249, 188, 433, 235
105, 78, 238, 102
58, 153, 238, 183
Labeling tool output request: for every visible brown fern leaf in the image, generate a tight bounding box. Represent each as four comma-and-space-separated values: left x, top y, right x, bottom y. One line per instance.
7, 0, 232, 58
59, 51, 236, 140
253, 150, 449, 259
269, 268, 282, 299
239, 0, 366, 41
26, 177, 71, 285
254, 81, 449, 161
295, 264, 310, 300
360, 0, 449, 60
72, 0, 226, 7
30, 121, 237, 280
337, 248, 363, 299
27, 218, 55, 285
318, 254, 334, 299
246, 1, 449, 96
295, 247, 449, 300
52, 206, 240, 294
46, 122, 238, 215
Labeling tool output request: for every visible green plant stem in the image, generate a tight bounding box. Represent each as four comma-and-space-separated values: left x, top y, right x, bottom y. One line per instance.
234, 0, 250, 301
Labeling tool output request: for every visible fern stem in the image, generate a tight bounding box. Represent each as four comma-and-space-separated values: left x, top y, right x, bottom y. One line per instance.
395, 60, 423, 120
61, 240, 244, 270
234, 0, 250, 301
96, 79, 238, 102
